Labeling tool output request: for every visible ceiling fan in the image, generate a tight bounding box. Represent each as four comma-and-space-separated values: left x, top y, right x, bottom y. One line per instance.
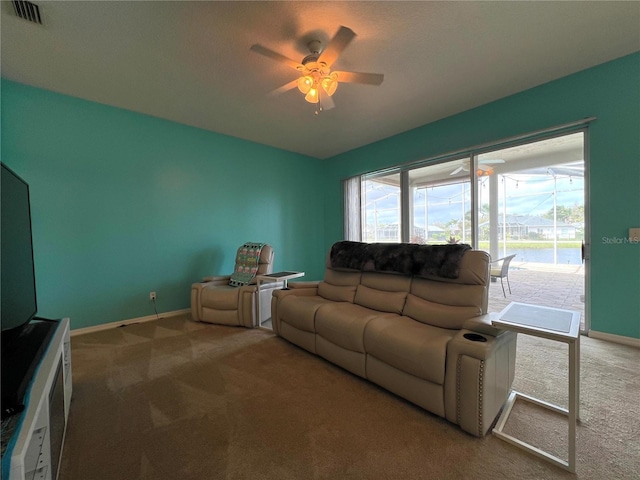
250, 26, 384, 111
450, 159, 505, 176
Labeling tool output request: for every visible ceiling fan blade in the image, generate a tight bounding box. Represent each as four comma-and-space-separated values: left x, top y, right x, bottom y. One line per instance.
450, 166, 464, 176
334, 71, 384, 85
250, 44, 303, 71
267, 79, 299, 97
321, 93, 335, 111
318, 26, 356, 67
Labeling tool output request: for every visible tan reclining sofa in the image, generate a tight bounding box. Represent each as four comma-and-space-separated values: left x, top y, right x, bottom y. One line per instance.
271, 241, 517, 437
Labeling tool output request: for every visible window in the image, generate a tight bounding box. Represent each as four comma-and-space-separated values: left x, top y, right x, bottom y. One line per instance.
344, 130, 585, 264
408, 159, 471, 244
361, 172, 401, 243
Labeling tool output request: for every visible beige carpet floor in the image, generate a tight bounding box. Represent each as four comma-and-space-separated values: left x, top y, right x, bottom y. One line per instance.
59, 314, 639, 480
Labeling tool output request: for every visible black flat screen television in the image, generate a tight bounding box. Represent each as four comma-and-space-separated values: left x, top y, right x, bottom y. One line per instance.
1, 162, 38, 336
1, 163, 56, 419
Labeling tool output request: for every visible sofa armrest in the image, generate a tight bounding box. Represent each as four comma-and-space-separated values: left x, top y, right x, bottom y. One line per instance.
444, 328, 517, 437
462, 313, 506, 338
271, 284, 320, 335
201, 275, 231, 285
273, 284, 319, 299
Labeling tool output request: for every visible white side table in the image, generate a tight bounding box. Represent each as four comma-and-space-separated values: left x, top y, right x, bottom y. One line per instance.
255, 271, 305, 327
491, 302, 581, 473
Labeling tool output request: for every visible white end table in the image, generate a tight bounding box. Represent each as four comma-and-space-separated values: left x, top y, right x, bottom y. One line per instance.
255, 271, 305, 327
491, 302, 581, 473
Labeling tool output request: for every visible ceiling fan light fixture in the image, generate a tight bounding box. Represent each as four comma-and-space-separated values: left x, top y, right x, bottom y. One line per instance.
321, 73, 338, 96
250, 26, 384, 112
297, 75, 313, 94
477, 167, 494, 177
305, 87, 319, 103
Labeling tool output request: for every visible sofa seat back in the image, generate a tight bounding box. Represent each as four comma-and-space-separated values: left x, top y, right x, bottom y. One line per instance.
317, 268, 361, 302
402, 293, 481, 330
317, 249, 490, 330
354, 272, 411, 314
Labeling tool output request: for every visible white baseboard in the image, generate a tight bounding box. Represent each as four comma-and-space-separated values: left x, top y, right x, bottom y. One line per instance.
588, 330, 640, 348
70, 309, 191, 337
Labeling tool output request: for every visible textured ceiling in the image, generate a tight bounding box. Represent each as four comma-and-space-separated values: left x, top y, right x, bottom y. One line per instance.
2, 1, 639, 159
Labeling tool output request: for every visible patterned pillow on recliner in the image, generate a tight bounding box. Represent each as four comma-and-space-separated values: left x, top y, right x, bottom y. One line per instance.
229, 242, 266, 287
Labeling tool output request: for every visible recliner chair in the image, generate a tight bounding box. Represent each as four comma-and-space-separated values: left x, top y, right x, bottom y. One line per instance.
191, 243, 280, 327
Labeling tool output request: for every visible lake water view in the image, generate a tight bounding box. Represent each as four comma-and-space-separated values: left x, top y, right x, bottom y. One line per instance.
492, 247, 582, 265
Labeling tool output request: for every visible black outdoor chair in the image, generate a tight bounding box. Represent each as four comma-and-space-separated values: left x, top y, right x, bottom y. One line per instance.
490, 254, 516, 297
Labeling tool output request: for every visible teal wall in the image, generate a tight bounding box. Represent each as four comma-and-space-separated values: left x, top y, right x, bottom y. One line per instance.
2, 52, 639, 338
324, 52, 640, 339
1, 80, 326, 329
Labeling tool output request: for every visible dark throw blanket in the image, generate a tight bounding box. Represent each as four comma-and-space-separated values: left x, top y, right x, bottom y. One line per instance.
329, 241, 471, 279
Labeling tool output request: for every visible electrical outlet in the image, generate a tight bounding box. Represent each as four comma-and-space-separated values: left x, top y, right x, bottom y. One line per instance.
149, 291, 156, 301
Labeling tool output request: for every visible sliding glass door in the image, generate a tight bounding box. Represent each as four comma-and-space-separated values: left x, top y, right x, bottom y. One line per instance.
475, 133, 585, 264
407, 158, 471, 244
344, 130, 588, 332
474, 133, 586, 330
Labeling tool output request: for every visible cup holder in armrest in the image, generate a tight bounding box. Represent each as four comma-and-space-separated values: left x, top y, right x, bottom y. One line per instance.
463, 333, 487, 342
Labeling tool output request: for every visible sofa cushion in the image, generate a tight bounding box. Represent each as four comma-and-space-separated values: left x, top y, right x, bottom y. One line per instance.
279, 295, 333, 333
364, 316, 456, 385
324, 268, 362, 286
318, 282, 357, 303
315, 303, 395, 353
360, 271, 411, 292
354, 285, 407, 314
411, 277, 487, 312
200, 284, 239, 310
403, 294, 481, 330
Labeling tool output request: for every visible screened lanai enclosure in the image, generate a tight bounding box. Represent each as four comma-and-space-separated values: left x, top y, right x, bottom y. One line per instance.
357, 133, 584, 263
346, 131, 586, 330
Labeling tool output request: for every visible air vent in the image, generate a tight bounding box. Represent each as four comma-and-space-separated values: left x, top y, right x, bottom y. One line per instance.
12, 0, 42, 25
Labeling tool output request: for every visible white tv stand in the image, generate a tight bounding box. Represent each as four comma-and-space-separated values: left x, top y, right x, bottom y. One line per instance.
3, 318, 72, 480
